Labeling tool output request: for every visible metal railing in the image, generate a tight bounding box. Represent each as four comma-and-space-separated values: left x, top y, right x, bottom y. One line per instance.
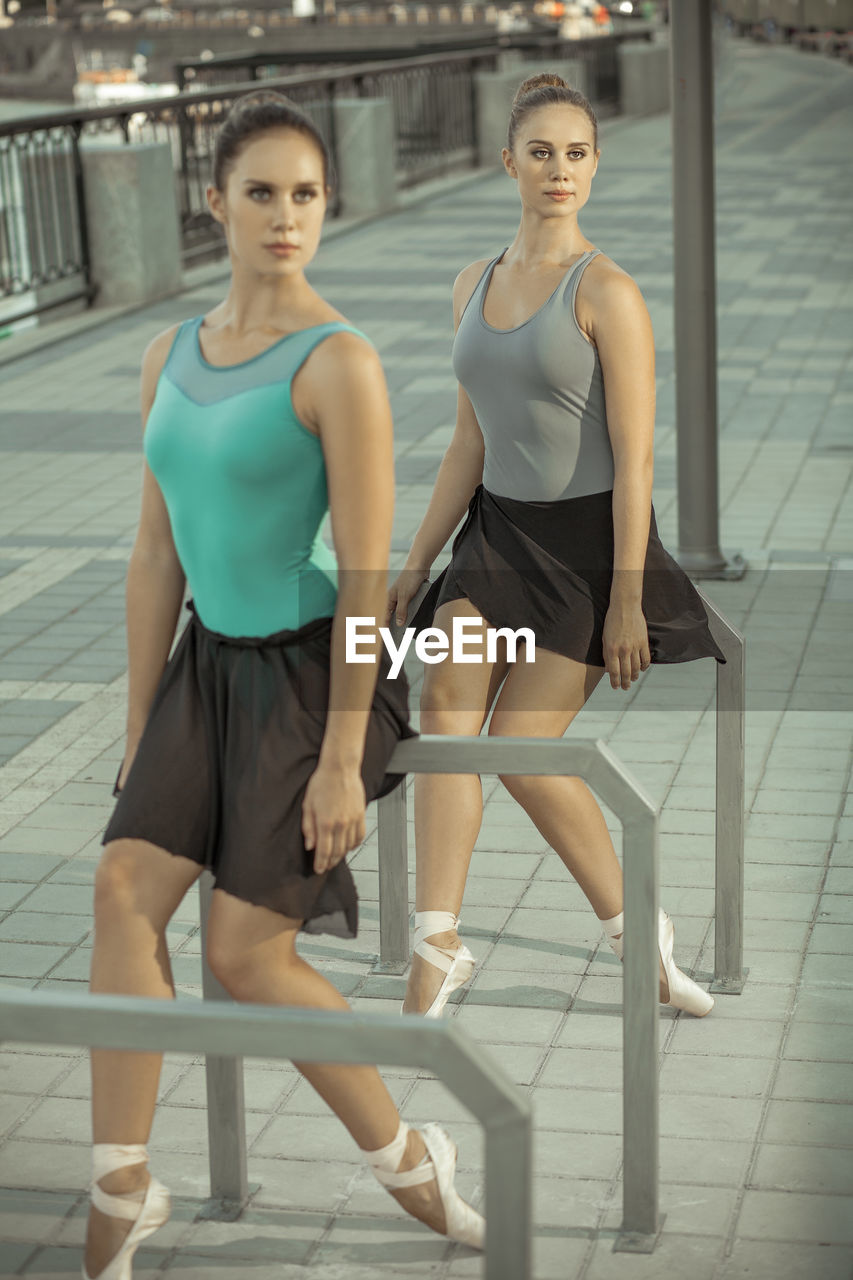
192, 730, 664, 1246
375, 732, 664, 1251
0, 984, 531, 1279
171, 28, 637, 91
173, 35, 505, 91
0, 48, 500, 325
0, 29, 641, 327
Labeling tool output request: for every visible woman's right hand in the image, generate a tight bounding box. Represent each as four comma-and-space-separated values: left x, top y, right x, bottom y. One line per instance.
115, 737, 141, 795
386, 567, 430, 628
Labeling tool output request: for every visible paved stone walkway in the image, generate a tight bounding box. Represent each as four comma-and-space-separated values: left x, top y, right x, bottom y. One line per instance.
0, 35, 851, 1280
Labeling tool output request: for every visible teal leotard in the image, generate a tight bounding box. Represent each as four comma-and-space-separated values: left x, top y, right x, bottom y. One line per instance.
144, 317, 369, 638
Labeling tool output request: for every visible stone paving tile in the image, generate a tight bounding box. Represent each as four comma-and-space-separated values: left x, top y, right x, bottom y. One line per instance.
716, 1240, 853, 1280
737, 1189, 853, 1245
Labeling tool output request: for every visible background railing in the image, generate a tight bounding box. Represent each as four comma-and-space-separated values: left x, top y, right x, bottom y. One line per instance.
171, 29, 637, 91
0, 31, 642, 327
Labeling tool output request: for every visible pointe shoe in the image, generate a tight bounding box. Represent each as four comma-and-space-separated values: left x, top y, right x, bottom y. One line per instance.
601, 908, 715, 1018
403, 911, 475, 1018
83, 1144, 171, 1280
365, 1119, 485, 1250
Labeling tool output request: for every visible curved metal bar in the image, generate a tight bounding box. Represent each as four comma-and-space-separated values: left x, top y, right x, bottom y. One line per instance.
0, 987, 531, 1280
376, 730, 662, 1248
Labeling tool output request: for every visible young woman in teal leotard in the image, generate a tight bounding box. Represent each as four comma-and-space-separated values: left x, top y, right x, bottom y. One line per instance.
83, 92, 483, 1280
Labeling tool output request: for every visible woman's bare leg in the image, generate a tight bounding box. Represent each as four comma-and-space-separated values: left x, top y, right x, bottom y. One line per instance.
403, 599, 508, 1013
489, 651, 669, 994
85, 839, 202, 1277
206, 892, 453, 1231
487, 650, 624, 919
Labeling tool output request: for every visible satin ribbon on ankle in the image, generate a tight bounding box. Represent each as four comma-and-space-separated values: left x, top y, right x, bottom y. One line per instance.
364, 1121, 434, 1189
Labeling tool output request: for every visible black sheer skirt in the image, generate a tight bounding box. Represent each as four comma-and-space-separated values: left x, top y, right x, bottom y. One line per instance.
103, 604, 415, 939
412, 485, 724, 667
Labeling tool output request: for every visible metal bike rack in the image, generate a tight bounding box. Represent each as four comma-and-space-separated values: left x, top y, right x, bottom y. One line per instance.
0, 987, 532, 1280
375, 732, 664, 1252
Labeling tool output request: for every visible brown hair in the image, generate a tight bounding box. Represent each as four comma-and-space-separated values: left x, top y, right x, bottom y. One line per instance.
212, 90, 333, 191
507, 73, 598, 152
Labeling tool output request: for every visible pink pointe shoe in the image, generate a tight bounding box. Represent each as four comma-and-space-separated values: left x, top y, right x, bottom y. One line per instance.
365, 1119, 485, 1249
82, 1144, 170, 1280
601, 908, 715, 1017
403, 911, 476, 1018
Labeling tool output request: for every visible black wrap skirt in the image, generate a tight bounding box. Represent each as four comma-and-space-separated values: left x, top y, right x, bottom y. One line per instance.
412, 485, 725, 667
103, 603, 415, 938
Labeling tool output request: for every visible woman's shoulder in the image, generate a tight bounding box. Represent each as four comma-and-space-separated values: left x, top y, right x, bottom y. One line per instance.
140, 322, 187, 413
579, 251, 643, 301
297, 322, 382, 392
576, 253, 652, 349
142, 321, 184, 373
452, 255, 498, 325
453, 255, 497, 298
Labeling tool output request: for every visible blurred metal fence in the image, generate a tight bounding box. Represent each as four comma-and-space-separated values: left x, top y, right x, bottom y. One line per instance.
0, 49, 500, 325
172, 30, 639, 93
0, 29, 645, 326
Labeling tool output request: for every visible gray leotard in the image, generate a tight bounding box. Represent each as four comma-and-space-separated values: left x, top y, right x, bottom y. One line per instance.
452, 247, 615, 502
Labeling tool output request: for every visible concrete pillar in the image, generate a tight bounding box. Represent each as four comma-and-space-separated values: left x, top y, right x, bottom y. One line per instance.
474, 61, 589, 169
332, 97, 396, 218
618, 40, 670, 117
80, 140, 181, 308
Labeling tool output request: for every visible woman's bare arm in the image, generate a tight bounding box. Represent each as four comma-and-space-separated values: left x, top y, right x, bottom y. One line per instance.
403, 261, 489, 574
581, 261, 655, 687
297, 330, 397, 869
122, 328, 186, 776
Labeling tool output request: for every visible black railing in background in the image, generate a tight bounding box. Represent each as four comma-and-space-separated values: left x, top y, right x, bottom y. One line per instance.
173, 35, 507, 90
0, 123, 93, 325
0, 31, 646, 328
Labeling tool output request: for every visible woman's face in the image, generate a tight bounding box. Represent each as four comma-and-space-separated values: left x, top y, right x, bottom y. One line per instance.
208, 127, 328, 276
503, 104, 599, 219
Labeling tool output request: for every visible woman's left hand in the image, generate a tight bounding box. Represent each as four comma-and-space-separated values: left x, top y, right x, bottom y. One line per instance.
302, 762, 367, 874
602, 602, 651, 691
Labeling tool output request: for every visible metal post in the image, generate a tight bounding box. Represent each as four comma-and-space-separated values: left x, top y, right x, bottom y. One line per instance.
484, 1108, 532, 1278
376, 783, 410, 973
697, 590, 748, 994
198, 873, 252, 1217
670, 0, 743, 579
584, 744, 662, 1251
614, 806, 662, 1250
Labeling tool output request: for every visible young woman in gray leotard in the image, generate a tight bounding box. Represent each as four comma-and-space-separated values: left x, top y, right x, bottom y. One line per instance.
388, 72, 723, 1023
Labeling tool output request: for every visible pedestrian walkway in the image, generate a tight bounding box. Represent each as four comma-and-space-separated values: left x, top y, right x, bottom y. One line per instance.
0, 36, 851, 1280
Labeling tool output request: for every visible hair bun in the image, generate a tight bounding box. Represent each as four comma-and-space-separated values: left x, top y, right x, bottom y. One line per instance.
512, 72, 570, 107
229, 88, 295, 114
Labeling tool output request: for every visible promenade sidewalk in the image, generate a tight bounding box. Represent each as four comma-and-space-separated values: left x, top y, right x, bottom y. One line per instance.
0, 36, 851, 1280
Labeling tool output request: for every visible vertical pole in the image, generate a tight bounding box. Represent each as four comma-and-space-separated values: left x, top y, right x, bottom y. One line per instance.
70, 123, 93, 303
698, 591, 748, 995
614, 809, 661, 1252
198, 873, 250, 1216
376, 783, 410, 973
670, 0, 728, 576
484, 1113, 532, 1279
